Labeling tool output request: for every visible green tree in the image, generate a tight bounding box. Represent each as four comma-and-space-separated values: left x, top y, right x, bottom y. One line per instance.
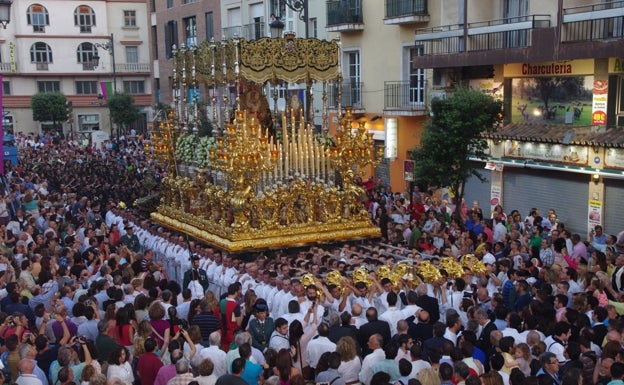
31, 92, 67, 133
107, 93, 141, 136
410, 88, 502, 220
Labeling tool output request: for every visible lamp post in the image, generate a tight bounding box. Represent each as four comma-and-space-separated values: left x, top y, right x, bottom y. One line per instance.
0, 0, 12, 176
92, 33, 118, 139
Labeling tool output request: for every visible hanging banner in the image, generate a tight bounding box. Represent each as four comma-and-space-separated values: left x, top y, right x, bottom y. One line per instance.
591, 79, 608, 125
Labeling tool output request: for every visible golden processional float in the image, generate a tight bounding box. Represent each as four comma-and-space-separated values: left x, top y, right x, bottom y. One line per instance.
148, 34, 383, 252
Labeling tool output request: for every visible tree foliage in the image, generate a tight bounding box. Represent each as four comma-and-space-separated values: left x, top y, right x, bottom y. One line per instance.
107, 93, 142, 130
31, 92, 67, 132
410, 88, 502, 218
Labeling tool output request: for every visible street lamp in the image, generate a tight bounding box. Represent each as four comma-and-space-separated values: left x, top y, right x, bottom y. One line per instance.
94, 33, 117, 93
282, 0, 308, 38
269, 16, 284, 38
93, 33, 118, 139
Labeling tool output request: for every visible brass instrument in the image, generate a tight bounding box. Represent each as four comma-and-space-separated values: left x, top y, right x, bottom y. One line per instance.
461, 254, 487, 275
325, 270, 345, 295
352, 267, 373, 289
301, 273, 323, 300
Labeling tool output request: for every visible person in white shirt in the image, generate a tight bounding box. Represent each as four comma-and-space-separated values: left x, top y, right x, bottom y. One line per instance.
15, 359, 42, 385
359, 334, 386, 385
268, 318, 290, 352
379, 292, 403, 337
299, 286, 324, 327
198, 331, 227, 378
305, 323, 336, 370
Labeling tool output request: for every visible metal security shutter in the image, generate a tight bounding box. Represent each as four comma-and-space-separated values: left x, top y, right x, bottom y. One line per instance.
502, 168, 587, 234
604, 179, 624, 236
464, 161, 491, 210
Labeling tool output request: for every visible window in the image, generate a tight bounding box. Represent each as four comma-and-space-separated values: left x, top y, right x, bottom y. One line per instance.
2, 81, 10, 96
76, 81, 98, 94
124, 10, 136, 27
183, 0, 195, 4
205, 12, 214, 40
309, 17, 317, 38
123, 80, 145, 94
126, 46, 138, 63
76, 42, 97, 64
184, 16, 197, 47
345, 50, 361, 106
27, 4, 49, 32
78, 114, 100, 131
164, 20, 178, 59
37, 81, 60, 93
408, 46, 425, 104
75, 5, 96, 33
167, 0, 173, 8
30, 42, 53, 63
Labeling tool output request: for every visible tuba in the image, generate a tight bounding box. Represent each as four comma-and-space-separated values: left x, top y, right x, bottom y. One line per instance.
352, 267, 373, 289
325, 270, 344, 295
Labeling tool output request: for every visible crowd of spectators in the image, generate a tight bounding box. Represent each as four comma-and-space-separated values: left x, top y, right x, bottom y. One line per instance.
0, 133, 623, 385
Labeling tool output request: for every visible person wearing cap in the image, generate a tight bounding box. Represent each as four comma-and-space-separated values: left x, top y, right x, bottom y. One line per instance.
247, 299, 274, 352
183, 255, 209, 300
120, 225, 140, 253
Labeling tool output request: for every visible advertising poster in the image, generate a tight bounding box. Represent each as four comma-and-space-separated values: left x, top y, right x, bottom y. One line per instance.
490, 185, 502, 216
588, 199, 602, 232
591, 79, 608, 125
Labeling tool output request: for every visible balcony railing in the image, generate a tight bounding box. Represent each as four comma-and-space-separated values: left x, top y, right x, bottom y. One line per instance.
222, 23, 267, 40
115, 63, 151, 72
385, 0, 427, 19
384, 80, 427, 111
415, 14, 550, 55
327, 0, 363, 27
327, 81, 364, 109
0, 62, 13, 72
562, 0, 624, 42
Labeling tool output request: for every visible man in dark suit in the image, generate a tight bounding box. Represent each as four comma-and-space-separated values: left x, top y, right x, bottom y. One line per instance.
407, 310, 434, 344
183, 255, 210, 298
591, 306, 609, 347
476, 308, 497, 352
358, 307, 391, 357
328, 311, 361, 356
422, 321, 452, 362
415, 283, 440, 323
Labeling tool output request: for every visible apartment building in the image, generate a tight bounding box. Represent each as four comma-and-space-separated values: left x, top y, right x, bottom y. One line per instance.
414, 0, 624, 234
325, 0, 431, 193
1, 0, 152, 138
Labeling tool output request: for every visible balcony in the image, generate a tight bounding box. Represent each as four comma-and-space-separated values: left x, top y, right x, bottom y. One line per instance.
327, 81, 364, 110
0, 62, 13, 72
562, 0, 624, 42
384, 0, 429, 25
326, 0, 364, 32
415, 14, 550, 56
222, 23, 267, 40
115, 63, 151, 73
383, 80, 427, 116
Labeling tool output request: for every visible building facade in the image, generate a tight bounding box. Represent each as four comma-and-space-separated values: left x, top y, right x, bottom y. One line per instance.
414, 0, 624, 236
2, 0, 152, 138
325, 0, 430, 193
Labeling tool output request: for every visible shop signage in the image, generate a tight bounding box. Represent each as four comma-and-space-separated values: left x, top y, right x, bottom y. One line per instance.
605, 148, 624, 170
385, 118, 398, 160
504, 141, 588, 165
591, 79, 608, 125
504, 59, 594, 77
609, 58, 624, 73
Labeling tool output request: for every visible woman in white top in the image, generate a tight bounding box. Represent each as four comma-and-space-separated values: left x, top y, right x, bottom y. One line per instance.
336, 336, 362, 384
106, 347, 134, 385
